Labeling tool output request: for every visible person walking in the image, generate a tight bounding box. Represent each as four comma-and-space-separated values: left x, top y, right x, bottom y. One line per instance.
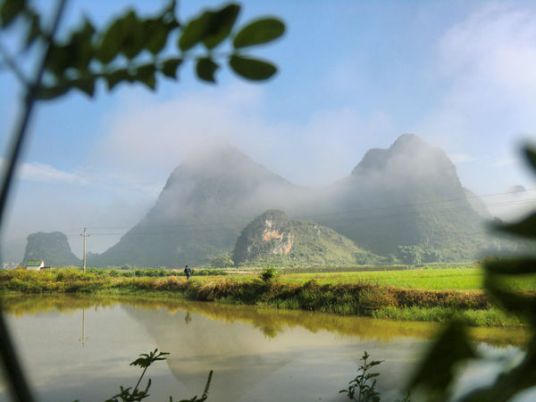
184, 264, 192, 280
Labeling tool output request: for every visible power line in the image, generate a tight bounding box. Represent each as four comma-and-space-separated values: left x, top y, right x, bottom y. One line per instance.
70, 187, 536, 233
59, 196, 536, 238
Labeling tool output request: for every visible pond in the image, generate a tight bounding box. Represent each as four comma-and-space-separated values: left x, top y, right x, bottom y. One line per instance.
0, 295, 530, 402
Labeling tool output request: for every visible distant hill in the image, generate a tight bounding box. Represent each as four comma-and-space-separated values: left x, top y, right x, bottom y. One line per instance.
22, 232, 80, 267
91, 144, 296, 267
27, 134, 489, 267
309, 134, 487, 262
233, 210, 379, 267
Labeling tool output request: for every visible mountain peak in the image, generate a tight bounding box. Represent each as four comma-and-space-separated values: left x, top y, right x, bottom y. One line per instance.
163, 142, 290, 192
352, 134, 444, 175
391, 133, 427, 150
181, 140, 252, 169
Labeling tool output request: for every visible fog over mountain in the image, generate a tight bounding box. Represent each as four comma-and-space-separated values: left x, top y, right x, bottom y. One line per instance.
306, 134, 487, 260
91, 144, 299, 267
44, 133, 487, 267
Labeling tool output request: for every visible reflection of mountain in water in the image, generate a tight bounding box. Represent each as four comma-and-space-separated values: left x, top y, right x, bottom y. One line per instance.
123, 301, 530, 401
2, 295, 528, 402
125, 306, 292, 402
125, 304, 434, 402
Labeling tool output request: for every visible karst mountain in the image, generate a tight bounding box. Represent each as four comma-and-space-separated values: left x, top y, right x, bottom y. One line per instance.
26, 135, 489, 267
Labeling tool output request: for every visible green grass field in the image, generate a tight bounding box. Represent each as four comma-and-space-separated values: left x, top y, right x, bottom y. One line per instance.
191, 266, 536, 293
1, 265, 534, 327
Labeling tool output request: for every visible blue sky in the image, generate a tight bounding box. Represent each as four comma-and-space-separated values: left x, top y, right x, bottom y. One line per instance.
1, 0, 536, 258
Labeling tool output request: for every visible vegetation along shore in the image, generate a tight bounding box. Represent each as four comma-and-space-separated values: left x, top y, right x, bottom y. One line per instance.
1, 265, 533, 327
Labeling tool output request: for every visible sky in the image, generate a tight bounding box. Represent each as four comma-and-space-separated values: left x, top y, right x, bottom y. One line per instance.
1, 0, 536, 259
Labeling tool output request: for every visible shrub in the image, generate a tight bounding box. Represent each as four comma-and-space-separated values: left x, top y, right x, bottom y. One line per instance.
259, 267, 278, 283
358, 287, 398, 314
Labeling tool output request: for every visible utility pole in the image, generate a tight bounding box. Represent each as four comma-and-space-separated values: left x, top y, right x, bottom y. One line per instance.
80, 227, 90, 273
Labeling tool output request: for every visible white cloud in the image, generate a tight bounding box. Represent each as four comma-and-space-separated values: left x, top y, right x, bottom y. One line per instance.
18, 162, 87, 184
418, 3, 536, 140
0, 159, 87, 185
414, 2, 536, 195
484, 187, 536, 220
95, 84, 395, 186
492, 156, 516, 168
449, 153, 475, 164
440, 3, 536, 92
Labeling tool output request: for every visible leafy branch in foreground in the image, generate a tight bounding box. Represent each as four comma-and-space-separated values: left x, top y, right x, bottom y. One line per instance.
0, 1, 285, 401
1, 0, 286, 100
89, 349, 213, 402
408, 144, 536, 402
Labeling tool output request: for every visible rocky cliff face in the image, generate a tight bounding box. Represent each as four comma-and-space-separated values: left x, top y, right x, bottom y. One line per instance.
233, 210, 378, 267
23, 232, 80, 267
233, 210, 293, 264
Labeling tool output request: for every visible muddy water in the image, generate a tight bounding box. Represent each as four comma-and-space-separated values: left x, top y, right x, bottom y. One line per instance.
0, 295, 529, 401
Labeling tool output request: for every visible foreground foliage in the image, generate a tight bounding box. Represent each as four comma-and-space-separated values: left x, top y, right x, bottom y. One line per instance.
408, 145, 536, 401
0, 0, 286, 400
340, 352, 383, 402
74, 349, 213, 402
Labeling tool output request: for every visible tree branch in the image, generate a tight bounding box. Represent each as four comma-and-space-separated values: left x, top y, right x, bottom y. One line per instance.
0, 42, 29, 86
0, 1, 69, 402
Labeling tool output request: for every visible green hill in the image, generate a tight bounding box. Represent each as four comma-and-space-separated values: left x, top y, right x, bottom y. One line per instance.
22, 232, 80, 267
309, 134, 487, 262
41, 134, 491, 267
233, 210, 381, 267
92, 144, 295, 266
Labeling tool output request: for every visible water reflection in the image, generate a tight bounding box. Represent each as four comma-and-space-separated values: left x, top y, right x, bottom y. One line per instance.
79, 308, 88, 347
0, 294, 529, 402
1, 294, 526, 345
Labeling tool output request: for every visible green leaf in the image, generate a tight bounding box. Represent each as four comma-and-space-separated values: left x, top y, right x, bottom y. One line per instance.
45, 44, 71, 76
97, 10, 144, 63
69, 19, 96, 71
105, 68, 131, 91
134, 64, 157, 90
494, 212, 536, 239
484, 257, 536, 276
35, 83, 70, 100
484, 272, 536, 323
97, 17, 125, 64
233, 17, 285, 49
160, 57, 182, 79
0, 0, 26, 29
195, 57, 219, 83
144, 18, 171, 55
178, 12, 212, 51
118, 11, 144, 60
229, 55, 276, 81
72, 76, 96, 98
202, 3, 240, 49
523, 145, 536, 173
179, 3, 240, 51
45, 19, 95, 77
408, 320, 476, 398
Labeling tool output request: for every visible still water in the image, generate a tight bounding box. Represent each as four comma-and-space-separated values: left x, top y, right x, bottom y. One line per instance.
0, 295, 529, 402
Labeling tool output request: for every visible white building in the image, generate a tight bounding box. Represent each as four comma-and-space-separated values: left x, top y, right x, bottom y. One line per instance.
26, 259, 45, 271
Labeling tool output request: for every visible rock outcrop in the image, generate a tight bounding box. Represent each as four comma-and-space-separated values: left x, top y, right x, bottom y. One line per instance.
233, 210, 379, 267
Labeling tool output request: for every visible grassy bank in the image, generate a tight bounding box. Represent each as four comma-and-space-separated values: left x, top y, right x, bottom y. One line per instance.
0, 267, 529, 327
